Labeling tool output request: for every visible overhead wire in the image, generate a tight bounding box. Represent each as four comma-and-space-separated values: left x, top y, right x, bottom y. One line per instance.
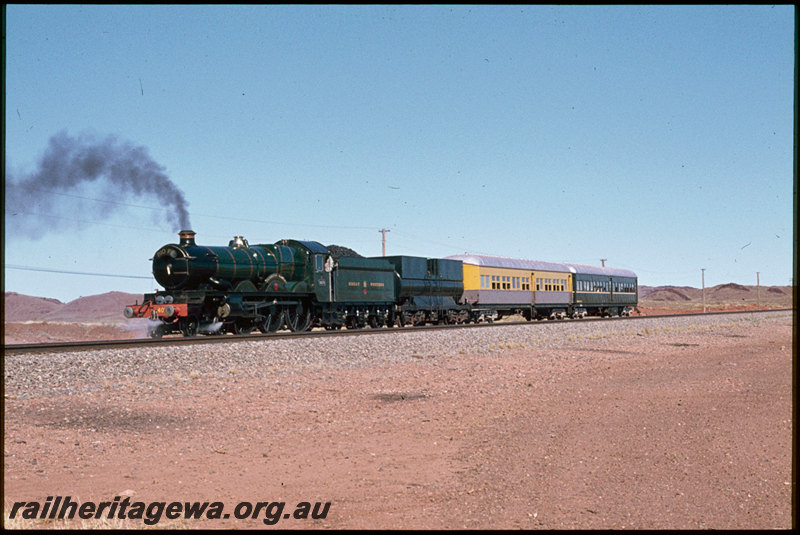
5, 264, 153, 279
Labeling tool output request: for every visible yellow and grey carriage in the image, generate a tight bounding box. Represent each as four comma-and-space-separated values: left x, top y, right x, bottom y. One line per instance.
445, 254, 637, 320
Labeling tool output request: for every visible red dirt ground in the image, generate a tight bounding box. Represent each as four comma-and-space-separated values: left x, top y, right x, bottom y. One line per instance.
3, 314, 793, 529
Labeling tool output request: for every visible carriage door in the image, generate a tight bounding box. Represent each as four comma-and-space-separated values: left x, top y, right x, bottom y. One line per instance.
314, 254, 333, 303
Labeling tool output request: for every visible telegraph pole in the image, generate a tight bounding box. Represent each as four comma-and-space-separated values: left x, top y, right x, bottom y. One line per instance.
756, 272, 760, 309
379, 228, 390, 257
600, 258, 607, 267
701, 268, 706, 313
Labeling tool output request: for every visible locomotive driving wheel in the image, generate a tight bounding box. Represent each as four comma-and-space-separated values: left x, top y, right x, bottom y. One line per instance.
258, 307, 283, 333
233, 318, 255, 335
285, 302, 312, 332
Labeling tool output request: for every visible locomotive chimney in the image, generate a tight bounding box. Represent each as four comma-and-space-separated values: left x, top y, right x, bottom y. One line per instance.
179, 230, 196, 247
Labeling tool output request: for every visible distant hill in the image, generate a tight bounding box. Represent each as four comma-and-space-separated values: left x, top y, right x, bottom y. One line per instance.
641, 287, 693, 302
639, 284, 793, 308
3, 291, 142, 324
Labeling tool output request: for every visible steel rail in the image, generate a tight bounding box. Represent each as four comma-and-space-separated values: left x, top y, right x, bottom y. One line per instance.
3, 308, 792, 356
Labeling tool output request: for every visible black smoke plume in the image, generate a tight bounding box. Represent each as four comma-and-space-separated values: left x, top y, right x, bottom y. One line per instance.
5, 130, 190, 239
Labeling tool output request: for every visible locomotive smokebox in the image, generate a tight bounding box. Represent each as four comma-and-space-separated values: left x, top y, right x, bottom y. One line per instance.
179, 230, 196, 247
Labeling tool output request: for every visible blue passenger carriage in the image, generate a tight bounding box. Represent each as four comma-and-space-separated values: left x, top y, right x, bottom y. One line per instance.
566, 264, 638, 317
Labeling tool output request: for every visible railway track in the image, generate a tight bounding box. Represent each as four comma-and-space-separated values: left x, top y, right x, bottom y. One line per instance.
3, 308, 792, 355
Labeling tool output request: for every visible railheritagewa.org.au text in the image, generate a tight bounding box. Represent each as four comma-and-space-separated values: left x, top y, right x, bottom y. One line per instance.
8, 496, 331, 526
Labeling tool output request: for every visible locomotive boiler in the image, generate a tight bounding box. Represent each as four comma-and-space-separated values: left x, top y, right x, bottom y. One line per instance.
152, 230, 305, 292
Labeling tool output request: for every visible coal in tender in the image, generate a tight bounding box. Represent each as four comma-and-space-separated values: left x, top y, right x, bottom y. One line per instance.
326, 244, 362, 259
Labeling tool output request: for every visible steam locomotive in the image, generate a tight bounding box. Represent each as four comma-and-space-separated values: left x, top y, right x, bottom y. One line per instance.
124, 230, 638, 337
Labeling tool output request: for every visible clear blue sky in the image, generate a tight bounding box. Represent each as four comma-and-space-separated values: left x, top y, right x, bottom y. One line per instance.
3, 5, 795, 303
